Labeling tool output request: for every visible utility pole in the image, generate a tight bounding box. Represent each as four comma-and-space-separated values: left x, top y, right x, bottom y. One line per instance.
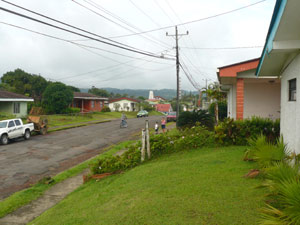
166, 26, 188, 127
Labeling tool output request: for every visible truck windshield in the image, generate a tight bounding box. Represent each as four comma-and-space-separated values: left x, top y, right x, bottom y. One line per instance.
0, 122, 8, 128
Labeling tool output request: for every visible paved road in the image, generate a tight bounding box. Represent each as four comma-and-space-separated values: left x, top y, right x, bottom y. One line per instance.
0, 116, 161, 199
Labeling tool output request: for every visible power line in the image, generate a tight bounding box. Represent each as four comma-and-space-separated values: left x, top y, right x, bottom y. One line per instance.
0, 5, 174, 60
153, 0, 176, 25
0, 0, 144, 52
162, 0, 211, 85
0, 21, 175, 65
77, 0, 171, 49
181, 46, 263, 50
110, 0, 267, 38
128, 0, 161, 28
179, 62, 202, 91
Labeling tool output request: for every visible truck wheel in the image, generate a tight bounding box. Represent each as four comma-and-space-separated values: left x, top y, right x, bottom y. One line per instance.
24, 129, 31, 140
1, 134, 8, 145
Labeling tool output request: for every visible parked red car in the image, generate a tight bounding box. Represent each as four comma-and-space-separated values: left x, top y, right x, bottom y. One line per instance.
166, 112, 177, 122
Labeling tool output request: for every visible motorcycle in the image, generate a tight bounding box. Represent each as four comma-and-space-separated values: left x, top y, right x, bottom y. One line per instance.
120, 119, 128, 128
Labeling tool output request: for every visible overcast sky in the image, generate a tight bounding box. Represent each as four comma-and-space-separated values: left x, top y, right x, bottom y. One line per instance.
0, 0, 275, 91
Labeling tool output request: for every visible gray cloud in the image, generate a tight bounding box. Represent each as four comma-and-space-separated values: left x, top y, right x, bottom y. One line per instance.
0, 0, 275, 91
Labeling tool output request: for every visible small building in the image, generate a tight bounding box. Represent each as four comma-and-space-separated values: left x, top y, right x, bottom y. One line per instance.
0, 90, 34, 117
217, 58, 281, 120
256, 0, 300, 153
109, 97, 139, 112
72, 92, 108, 113
155, 104, 172, 114
146, 99, 160, 106
154, 96, 166, 101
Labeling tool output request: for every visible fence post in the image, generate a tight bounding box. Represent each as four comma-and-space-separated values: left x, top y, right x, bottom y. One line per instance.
146, 120, 151, 159
141, 129, 146, 162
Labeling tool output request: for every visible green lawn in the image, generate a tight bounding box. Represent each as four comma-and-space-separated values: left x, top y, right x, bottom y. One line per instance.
47, 111, 163, 127
29, 146, 265, 225
0, 140, 135, 218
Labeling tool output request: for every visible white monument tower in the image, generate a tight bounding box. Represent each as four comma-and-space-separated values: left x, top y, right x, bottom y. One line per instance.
149, 91, 154, 100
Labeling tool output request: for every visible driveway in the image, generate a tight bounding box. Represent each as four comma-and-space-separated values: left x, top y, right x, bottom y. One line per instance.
0, 116, 161, 199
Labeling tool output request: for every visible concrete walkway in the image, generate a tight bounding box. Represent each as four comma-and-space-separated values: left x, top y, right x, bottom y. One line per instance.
0, 169, 88, 225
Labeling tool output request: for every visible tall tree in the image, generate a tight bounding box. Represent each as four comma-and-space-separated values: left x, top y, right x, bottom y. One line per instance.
88, 87, 110, 97
1, 69, 48, 101
42, 82, 73, 114
67, 85, 81, 92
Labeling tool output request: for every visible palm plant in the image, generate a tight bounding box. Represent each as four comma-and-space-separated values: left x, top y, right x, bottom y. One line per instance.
259, 162, 300, 225
245, 135, 289, 168
204, 82, 226, 125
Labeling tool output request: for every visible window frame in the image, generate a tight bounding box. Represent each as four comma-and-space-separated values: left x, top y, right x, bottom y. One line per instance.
13, 102, 20, 114
288, 78, 297, 101
91, 100, 95, 108
8, 120, 15, 128
14, 120, 21, 126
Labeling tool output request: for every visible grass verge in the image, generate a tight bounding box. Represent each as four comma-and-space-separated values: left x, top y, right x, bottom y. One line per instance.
46, 111, 162, 128
0, 140, 135, 218
48, 120, 112, 133
29, 146, 266, 225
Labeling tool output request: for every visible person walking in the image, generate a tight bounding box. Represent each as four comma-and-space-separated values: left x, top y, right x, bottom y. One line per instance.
161, 117, 166, 133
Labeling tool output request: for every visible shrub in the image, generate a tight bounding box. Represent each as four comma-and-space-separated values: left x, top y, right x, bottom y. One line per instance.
215, 117, 280, 145
89, 125, 215, 175
177, 110, 214, 129
101, 106, 111, 112
64, 107, 81, 114
0, 112, 15, 120
90, 144, 141, 174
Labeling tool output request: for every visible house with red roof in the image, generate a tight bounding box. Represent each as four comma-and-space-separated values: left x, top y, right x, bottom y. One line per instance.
72, 92, 108, 113
217, 58, 280, 120
155, 104, 172, 114
108, 97, 139, 112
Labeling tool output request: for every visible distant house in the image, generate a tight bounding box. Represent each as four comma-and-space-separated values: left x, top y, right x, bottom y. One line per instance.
72, 92, 108, 113
154, 96, 166, 101
0, 90, 34, 117
109, 97, 139, 112
146, 99, 160, 106
256, 0, 300, 153
217, 58, 280, 120
155, 104, 172, 114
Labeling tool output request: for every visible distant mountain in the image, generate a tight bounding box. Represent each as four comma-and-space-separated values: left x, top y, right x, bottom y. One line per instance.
79, 88, 198, 100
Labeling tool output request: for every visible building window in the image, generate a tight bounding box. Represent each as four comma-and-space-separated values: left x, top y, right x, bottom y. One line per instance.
91, 101, 95, 108
13, 102, 20, 114
289, 79, 296, 101
100, 102, 103, 108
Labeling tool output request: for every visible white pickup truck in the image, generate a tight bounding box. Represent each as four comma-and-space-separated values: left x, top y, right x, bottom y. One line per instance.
0, 119, 34, 145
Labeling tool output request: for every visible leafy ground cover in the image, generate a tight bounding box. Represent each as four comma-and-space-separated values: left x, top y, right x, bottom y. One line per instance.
47, 111, 163, 127
0, 140, 135, 218
29, 146, 266, 225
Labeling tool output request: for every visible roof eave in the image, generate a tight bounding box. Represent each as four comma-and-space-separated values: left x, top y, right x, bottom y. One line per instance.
256, 0, 287, 76
0, 98, 34, 102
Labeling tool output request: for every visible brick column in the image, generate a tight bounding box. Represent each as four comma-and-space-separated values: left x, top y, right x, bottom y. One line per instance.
236, 78, 244, 120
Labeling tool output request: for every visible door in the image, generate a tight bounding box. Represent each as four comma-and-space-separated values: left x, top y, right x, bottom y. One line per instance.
14, 119, 23, 137
7, 120, 18, 139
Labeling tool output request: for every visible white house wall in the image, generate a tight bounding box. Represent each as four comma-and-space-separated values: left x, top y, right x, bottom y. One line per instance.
243, 80, 281, 119
109, 100, 137, 112
281, 53, 300, 154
